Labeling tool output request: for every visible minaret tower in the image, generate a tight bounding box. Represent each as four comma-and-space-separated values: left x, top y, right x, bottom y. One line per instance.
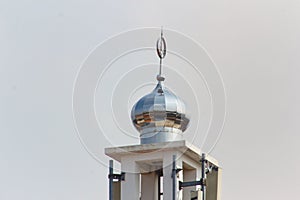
105, 29, 222, 200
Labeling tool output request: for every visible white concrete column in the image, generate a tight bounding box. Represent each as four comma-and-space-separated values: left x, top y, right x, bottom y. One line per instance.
177, 161, 183, 200
141, 172, 158, 200
207, 168, 222, 200
163, 152, 183, 200
163, 152, 173, 199
121, 157, 140, 200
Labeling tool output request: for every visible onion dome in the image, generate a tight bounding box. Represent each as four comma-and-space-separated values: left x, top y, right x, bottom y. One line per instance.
131, 28, 190, 144
131, 81, 190, 144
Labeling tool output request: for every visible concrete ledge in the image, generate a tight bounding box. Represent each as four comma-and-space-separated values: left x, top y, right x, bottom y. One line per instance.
105, 140, 219, 167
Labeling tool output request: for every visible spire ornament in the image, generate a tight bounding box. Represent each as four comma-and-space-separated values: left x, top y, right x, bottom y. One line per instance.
156, 27, 167, 82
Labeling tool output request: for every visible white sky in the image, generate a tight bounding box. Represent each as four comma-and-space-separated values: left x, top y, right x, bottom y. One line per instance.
1, 0, 300, 199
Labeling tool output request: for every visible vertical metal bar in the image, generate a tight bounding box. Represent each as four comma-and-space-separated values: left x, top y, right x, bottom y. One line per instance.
201, 153, 206, 200
109, 160, 113, 200
172, 155, 176, 200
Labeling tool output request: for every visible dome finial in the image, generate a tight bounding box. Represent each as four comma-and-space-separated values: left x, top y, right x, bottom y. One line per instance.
156, 27, 166, 82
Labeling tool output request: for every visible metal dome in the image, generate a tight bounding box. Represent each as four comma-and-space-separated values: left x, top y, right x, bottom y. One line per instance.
131, 81, 190, 144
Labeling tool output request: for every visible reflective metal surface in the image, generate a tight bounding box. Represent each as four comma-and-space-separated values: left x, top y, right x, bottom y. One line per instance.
131, 82, 190, 144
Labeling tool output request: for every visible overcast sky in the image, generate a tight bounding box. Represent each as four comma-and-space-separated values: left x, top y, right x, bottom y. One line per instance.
1, 0, 300, 200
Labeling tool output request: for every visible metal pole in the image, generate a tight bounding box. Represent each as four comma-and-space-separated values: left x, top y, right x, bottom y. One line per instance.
172, 155, 176, 200
109, 160, 113, 200
201, 153, 206, 200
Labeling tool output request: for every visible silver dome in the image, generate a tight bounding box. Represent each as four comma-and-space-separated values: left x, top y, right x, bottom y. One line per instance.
131, 82, 190, 144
